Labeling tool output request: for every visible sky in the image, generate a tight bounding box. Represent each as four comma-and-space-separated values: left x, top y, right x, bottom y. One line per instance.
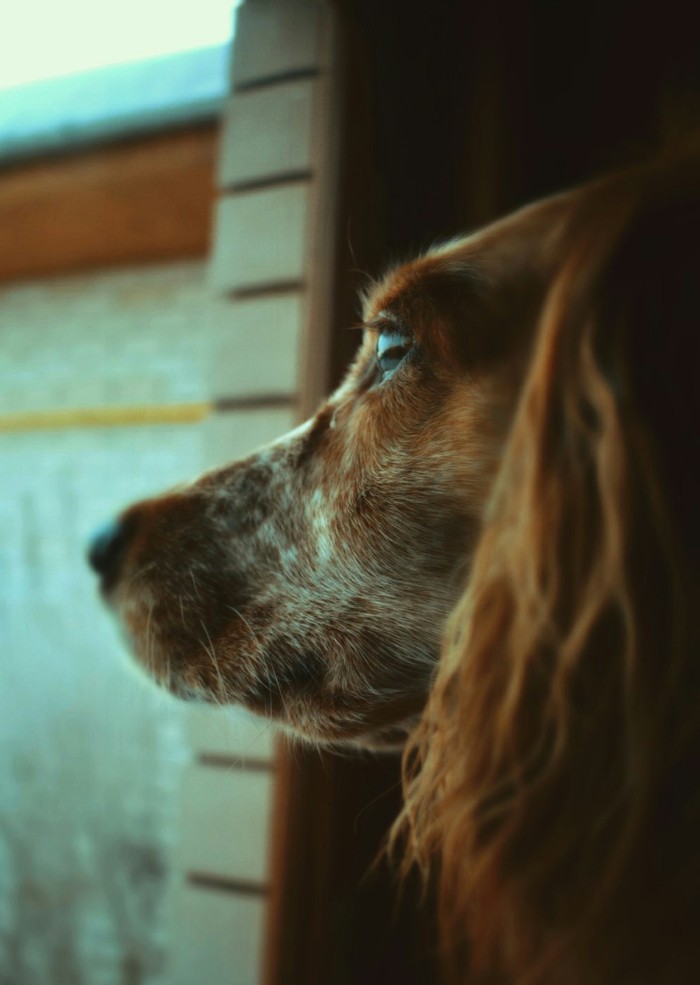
0, 1, 238, 89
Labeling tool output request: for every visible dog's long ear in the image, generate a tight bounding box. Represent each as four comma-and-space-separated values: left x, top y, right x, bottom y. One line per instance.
399, 153, 700, 985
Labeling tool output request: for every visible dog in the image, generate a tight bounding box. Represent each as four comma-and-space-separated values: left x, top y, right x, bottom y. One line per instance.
89, 148, 700, 984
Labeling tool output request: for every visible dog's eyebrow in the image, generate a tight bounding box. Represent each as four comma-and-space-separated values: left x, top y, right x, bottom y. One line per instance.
366, 309, 411, 335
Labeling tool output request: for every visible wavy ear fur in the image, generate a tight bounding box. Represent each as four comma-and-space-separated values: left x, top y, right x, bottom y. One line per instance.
398, 153, 700, 985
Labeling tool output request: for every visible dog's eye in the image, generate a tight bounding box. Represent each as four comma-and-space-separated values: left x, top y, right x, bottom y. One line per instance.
376, 331, 411, 377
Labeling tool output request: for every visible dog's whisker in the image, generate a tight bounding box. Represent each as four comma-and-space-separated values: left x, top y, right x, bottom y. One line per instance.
197, 619, 227, 707
189, 569, 202, 600
144, 600, 155, 675
227, 605, 263, 652
123, 559, 157, 592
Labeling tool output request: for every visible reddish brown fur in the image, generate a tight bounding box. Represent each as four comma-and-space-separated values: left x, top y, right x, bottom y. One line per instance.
97, 149, 700, 983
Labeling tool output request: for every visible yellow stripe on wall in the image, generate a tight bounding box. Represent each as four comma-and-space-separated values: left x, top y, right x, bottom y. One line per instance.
0, 402, 213, 433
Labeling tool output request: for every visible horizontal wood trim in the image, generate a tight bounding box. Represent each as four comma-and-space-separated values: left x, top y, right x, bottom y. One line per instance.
0, 399, 298, 435
222, 169, 313, 194
230, 279, 306, 300
0, 124, 217, 284
187, 873, 269, 897
234, 68, 319, 94
0, 402, 212, 433
213, 395, 295, 412
198, 752, 274, 772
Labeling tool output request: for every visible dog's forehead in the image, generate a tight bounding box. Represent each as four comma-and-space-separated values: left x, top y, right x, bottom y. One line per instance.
367, 187, 579, 314
359, 250, 484, 368
362, 250, 471, 326
361, 190, 578, 361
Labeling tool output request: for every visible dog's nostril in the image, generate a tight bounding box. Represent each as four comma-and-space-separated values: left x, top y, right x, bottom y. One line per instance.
86, 519, 130, 581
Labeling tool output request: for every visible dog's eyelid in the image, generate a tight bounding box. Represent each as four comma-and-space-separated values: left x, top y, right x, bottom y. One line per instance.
367, 310, 413, 341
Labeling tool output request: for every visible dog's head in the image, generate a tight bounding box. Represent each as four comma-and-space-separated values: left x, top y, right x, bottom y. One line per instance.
88, 148, 700, 982
88, 191, 573, 748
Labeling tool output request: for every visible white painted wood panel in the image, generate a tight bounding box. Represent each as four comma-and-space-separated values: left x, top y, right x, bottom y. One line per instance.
232, 0, 325, 87
0, 261, 303, 412
176, 765, 273, 883
210, 184, 309, 292
219, 80, 316, 187
204, 406, 297, 469
169, 884, 265, 985
211, 292, 302, 399
185, 705, 277, 761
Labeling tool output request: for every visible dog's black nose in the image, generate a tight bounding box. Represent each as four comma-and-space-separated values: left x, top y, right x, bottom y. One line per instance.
86, 518, 130, 582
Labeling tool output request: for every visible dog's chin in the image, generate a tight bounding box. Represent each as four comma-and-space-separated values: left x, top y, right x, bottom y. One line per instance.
271, 699, 423, 752
117, 614, 422, 752
272, 719, 415, 754
333, 721, 418, 753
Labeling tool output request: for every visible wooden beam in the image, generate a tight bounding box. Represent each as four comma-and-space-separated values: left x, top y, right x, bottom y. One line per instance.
0, 124, 217, 283
0, 403, 212, 434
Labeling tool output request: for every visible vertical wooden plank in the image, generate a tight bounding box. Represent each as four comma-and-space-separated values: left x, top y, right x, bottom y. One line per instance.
207, 5, 350, 985
259, 5, 347, 985
294, 6, 341, 417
